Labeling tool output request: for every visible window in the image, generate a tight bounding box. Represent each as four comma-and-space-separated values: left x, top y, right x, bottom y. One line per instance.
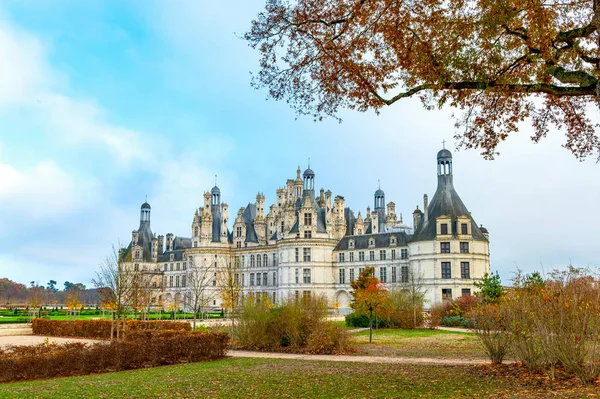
460, 242, 469, 254
176, 262, 180, 271
349, 252, 354, 262
379, 250, 386, 260
441, 242, 451, 253
369, 239, 374, 246
242, 256, 246, 267
273, 272, 276, 286
194, 226, 199, 236
295, 268, 299, 284
442, 288, 453, 301
134, 264, 139, 272
441, 223, 449, 235
236, 242, 241, 248
250, 273, 255, 286
339, 253, 345, 263
349, 268, 355, 282
304, 230, 312, 238
349, 240, 354, 248
182, 275, 186, 288
234, 273, 239, 285
263, 273, 268, 286
235, 256, 240, 268
241, 273, 245, 286
391, 237, 396, 245
281, 221, 285, 233
391, 249, 396, 260
183, 262, 187, 270
263, 254, 268, 267
213, 279, 216, 286
256, 273, 261, 286
462, 288, 471, 296
461, 262, 470, 279
176, 275, 180, 288
250, 255, 255, 267
295, 290, 299, 300
303, 268, 311, 283
359, 251, 365, 262
236, 226, 242, 237
339, 269, 346, 284
135, 250, 140, 259
401, 266, 409, 283
359, 267, 365, 275
380, 267, 387, 283
461, 223, 468, 235
369, 251, 375, 261
169, 276, 173, 287
273, 253, 277, 266
303, 290, 311, 299
303, 248, 311, 262
401, 249, 408, 259
295, 248, 299, 262
257, 255, 262, 268
170, 263, 174, 271
391, 267, 397, 283
441, 262, 452, 279
304, 213, 312, 226
163, 263, 167, 271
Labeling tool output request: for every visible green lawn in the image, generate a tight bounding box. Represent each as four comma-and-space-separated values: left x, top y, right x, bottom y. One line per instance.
352, 328, 485, 360
2, 357, 593, 399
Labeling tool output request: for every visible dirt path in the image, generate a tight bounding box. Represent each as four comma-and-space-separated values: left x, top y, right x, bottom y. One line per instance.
228, 350, 487, 366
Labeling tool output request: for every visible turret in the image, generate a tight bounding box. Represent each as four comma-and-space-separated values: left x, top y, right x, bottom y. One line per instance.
157, 235, 164, 254
255, 193, 266, 242
303, 163, 315, 200
413, 206, 422, 230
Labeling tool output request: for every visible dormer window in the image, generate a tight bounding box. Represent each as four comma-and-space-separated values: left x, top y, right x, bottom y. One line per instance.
369, 238, 374, 247
461, 223, 468, 235
440, 224, 449, 235
170, 253, 174, 261
304, 231, 312, 238
304, 213, 312, 226
349, 239, 355, 248
391, 237, 396, 245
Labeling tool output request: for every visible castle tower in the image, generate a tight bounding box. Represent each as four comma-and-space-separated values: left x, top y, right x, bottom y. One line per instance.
255, 193, 266, 243
374, 185, 385, 232
220, 202, 229, 243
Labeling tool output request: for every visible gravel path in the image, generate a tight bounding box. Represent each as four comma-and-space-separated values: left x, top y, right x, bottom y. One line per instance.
228, 350, 487, 366
0, 335, 100, 347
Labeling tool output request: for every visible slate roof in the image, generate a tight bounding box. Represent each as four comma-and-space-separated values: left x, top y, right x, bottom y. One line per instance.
410, 174, 488, 242
158, 249, 186, 262
335, 231, 411, 251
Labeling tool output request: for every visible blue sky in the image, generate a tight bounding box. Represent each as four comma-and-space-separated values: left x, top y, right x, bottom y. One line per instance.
0, 0, 598, 289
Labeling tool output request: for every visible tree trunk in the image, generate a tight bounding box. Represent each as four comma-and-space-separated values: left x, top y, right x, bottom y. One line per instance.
110, 312, 114, 341
369, 309, 373, 344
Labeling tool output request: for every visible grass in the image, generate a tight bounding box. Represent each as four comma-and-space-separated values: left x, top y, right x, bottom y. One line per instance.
352, 328, 485, 360
3, 357, 596, 399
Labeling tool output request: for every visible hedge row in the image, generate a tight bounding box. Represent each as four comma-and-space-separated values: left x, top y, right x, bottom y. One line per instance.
0, 331, 229, 382
31, 319, 191, 339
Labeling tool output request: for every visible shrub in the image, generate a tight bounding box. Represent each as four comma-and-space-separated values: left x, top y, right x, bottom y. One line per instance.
469, 304, 512, 364
32, 319, 191, 339
236, 295, 354, 354
428, 301, 454, 328
442, 316, 463, 327
0, 330, 228, 383
345, 313, 370, 328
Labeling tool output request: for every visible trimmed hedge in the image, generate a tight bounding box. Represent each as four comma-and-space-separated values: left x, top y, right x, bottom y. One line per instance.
32, 319, 191, 339
0, 330, 228, 382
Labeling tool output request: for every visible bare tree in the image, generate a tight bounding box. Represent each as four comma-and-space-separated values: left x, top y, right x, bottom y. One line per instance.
184, 256, 216, 330
401, 265, 428, 328
92, 244, 141, 340
217, 256, 242, 337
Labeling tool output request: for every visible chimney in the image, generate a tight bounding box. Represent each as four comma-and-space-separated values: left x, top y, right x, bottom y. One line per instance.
423, 194, 429, 223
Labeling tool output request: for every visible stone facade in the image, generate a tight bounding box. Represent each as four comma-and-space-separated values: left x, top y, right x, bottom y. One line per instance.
122, 149, 490, 311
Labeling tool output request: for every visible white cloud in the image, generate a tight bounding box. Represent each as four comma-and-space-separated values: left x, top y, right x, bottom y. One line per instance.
0, 159, 100, 221
0, 18, 150, 164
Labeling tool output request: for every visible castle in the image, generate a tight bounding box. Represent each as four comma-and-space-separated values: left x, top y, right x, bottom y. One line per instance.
122, 148, 490, 312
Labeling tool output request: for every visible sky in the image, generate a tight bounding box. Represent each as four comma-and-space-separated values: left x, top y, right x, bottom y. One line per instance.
0, 0, 598, 289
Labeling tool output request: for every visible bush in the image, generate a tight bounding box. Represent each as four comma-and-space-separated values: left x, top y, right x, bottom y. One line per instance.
469, 304, 512, 365
32, 319, 191, 339
345, 313, 370, 328
442, 316, 463, 327
0, 330, 228, 382
428, 301, 454, 328
236, 295, 355, 354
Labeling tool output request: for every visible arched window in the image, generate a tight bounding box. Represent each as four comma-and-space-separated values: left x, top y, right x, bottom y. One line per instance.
250, 255, 255, 268
263, 254, 268, 267
257, 255, 262, 268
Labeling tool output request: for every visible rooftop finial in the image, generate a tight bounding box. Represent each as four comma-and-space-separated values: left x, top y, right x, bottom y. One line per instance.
442, 139, 446, 149
308, 157, 310, 168
145, 194, 147, 202
215, 174, 217, 186
378, 179, 380, 189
